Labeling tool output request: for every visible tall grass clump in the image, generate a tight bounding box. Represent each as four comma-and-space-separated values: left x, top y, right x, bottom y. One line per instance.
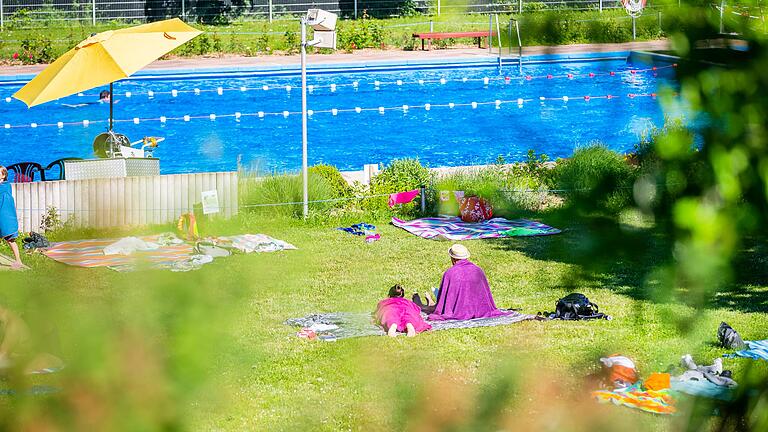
433, 152, 559, 216
239, 171, 338, 218
553, 144, 637, 214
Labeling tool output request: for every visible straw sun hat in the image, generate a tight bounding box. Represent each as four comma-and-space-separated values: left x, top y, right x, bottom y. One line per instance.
448, 244, 470, 260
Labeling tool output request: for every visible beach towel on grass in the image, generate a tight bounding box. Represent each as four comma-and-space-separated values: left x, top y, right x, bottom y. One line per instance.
217, 234, 296, 253
593, 387, 676, 415
724, 340, 768, 361
42, 235, 195, 271
285, 311, 537, 340
392, 216, 561, 240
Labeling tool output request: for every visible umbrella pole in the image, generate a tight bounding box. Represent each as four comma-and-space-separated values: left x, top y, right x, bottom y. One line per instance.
109, 82, 113, 131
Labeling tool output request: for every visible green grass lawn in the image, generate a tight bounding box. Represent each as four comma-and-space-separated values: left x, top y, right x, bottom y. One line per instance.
1, 208, 766, 430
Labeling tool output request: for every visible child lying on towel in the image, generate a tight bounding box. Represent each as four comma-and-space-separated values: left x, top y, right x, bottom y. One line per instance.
374, 285, 432, 337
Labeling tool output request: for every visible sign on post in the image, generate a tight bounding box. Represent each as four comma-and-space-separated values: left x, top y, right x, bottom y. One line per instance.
201, 190, 220, 215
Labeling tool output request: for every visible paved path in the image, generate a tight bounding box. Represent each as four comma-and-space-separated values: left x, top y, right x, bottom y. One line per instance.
0, 40, 669, 76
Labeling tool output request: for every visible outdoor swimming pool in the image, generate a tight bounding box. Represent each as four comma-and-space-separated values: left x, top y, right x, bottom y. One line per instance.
0, 54, 681, 174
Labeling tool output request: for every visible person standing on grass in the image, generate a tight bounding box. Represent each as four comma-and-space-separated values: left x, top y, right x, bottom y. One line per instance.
375, 285, 432, 337
420, 244, 511, 321
0, 166, 23, 269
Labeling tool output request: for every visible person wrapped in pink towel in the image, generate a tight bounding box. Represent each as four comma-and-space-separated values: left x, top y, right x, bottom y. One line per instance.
374, 285, 432, 337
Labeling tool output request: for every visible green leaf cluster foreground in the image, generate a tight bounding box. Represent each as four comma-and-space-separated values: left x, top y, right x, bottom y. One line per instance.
0, 203, 766, 430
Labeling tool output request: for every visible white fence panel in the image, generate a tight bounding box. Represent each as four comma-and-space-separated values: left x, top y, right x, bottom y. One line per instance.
10, 171, 238, 232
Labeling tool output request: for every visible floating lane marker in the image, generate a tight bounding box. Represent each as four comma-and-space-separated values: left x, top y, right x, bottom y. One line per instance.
235, 112, 241, 119
30, 123, 37, 128
183, 115, 190, 121
307, 110, 313, 116
378, 107, 384, 114
217, 87, 223, 95
83, 120, 89, 126
4, 97, 10, 103
160, 116, 166, 123
425, 103, 431, 111
330, 84, 336, 92
209, 114, 216, 120
331, 109, 338, 116
125, 92, 132, 98
283, 110, 289, 118
171, 89, 178, 97
148, 90, 154, 97
133, 118, 140, 124
258, 111, 264, 118
286, 85, 292, 92
57, 122, 63, 128
262, 85, 269, 91
355, 107, 361, 113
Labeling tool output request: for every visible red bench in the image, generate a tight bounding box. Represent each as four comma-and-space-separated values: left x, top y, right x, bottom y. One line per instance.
412, 31, 497, 51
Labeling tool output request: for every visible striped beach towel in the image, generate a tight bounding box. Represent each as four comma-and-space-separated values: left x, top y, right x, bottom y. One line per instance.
724, 339, 768, 361
42, 236, 194, 271
593, 387, 676, 415
391, 216, 561, 240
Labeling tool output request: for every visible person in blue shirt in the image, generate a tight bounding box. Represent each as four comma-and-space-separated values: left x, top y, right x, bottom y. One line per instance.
0, 166, 22, 269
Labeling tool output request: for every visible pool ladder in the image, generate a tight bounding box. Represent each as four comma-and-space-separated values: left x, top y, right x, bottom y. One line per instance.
509, 17, 523, 75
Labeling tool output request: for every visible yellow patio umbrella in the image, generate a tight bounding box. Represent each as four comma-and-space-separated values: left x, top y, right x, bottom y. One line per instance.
13, 18, 202, 130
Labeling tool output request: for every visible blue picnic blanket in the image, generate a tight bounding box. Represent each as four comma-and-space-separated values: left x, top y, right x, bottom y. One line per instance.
724, 339, 768, 361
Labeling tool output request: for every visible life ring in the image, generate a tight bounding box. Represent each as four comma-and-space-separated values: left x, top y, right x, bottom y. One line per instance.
177, 213, 199, 240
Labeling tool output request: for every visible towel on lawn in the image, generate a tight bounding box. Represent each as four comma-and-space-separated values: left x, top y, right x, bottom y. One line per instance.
217, 234, 296, 253
593, 386, 676, 415
392, 216, 561, 240
724, 339, 768, 361
285, 310, 537, 340
42, 235, 195, 271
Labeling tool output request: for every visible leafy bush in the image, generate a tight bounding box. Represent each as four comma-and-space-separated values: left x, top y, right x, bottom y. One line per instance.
553, 144, 637, 214
337, 11, 384, 51
309, 164, 353, 198
368, 158, 433, 216
20, 33, 55, 64
283, 31, 299, 54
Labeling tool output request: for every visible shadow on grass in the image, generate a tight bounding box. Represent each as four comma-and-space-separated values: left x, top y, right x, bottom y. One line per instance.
488, 207, 768, 314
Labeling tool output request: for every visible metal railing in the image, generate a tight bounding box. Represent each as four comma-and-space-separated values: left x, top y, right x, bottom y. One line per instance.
0, 0, 650, 29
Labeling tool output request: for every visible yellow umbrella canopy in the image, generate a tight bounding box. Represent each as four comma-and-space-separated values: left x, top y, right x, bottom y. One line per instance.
13, 18, 201, 107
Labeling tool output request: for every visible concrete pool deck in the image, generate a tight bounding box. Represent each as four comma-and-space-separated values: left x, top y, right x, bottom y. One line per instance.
0, 40, 670, 76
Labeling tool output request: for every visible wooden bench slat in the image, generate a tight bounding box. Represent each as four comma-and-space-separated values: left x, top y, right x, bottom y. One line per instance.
412, 31, 496, 39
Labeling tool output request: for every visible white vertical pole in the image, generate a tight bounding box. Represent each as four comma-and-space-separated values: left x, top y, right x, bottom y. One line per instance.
599, 0, 603, 13
632, 16, 636, 39
182, 0, 186, 21
488, 14, 492, 54
518, 0, 522, 14
301, 18, 309, 219
720, 1, 725, 33
92, 0, 96, 25
437, 0, 441, 16
1, 0, 4, 30
269, 0, 273, 23
354, 0, 358, 18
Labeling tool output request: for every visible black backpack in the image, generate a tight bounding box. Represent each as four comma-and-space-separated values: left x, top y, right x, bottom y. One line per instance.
541, 293, 611, 320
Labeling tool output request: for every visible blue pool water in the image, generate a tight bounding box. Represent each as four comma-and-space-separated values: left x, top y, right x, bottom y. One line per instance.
0, 56, 681, 174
